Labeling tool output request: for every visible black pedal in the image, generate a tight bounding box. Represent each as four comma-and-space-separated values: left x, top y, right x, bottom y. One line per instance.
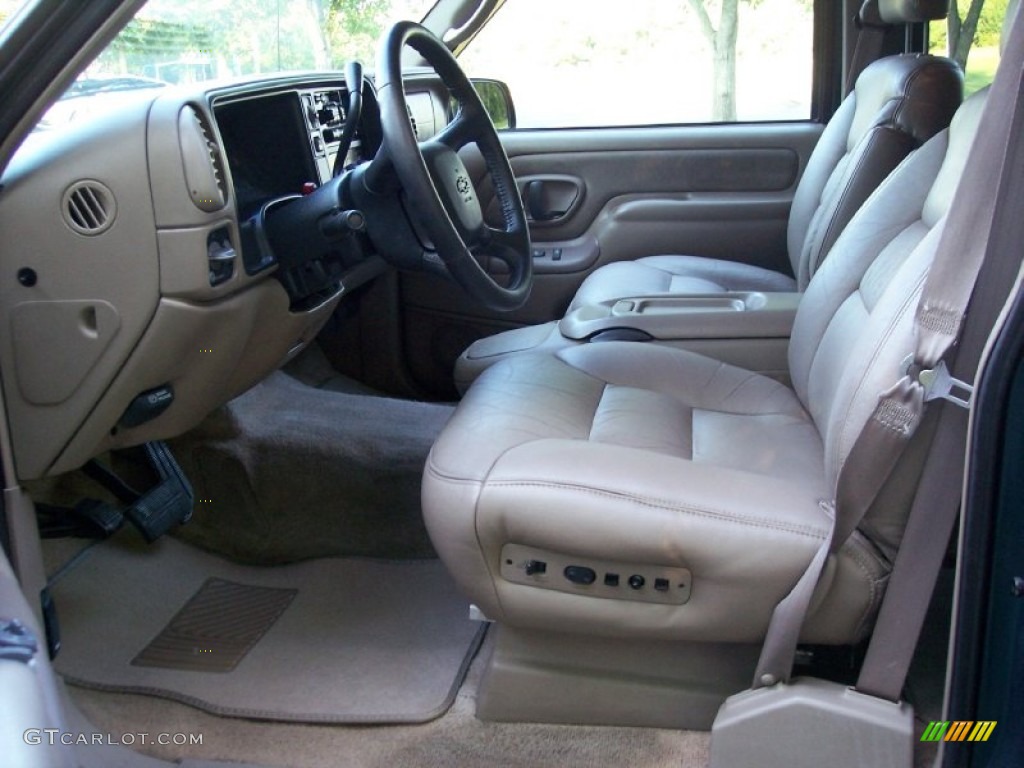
36, 499, 123, 539
122, 442, 194, 543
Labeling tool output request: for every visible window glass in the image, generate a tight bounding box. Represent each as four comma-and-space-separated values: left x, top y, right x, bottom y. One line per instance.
33, 0, 434, 131
458, 0, 814, 129
0, 0, 30, 34
929, 0, 1006, 96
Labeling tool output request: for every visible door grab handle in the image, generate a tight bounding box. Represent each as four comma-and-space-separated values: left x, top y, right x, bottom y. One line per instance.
526, 180, 566, 221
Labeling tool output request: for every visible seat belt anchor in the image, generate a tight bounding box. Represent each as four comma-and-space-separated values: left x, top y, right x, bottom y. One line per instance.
906, 358, 973, 409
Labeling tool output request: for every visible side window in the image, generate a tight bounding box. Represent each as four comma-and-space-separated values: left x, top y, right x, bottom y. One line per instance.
458, 0, 815, 129
929, 0, 1007, 95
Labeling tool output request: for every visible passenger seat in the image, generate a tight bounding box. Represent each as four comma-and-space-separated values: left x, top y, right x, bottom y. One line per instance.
455, 1, 962, 393
571, 46, 961, 307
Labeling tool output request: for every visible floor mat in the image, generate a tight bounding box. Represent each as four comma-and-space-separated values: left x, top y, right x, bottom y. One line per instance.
51, 532, 485, 724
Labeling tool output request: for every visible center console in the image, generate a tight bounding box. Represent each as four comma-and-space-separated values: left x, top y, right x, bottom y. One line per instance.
454, 291, 801, 394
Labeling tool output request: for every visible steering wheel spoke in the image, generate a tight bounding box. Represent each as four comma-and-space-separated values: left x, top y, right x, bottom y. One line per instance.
373, 21, 532, 312
477, 224, 524, 263
435, 110, 477, 151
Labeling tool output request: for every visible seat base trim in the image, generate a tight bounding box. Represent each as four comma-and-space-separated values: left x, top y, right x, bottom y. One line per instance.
476, 624, 759, 729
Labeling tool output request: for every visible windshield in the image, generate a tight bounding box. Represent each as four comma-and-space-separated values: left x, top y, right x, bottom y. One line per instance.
6, 0, 435, 129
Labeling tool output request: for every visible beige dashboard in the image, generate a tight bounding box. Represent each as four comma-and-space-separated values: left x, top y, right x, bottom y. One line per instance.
0, 78, 400, 480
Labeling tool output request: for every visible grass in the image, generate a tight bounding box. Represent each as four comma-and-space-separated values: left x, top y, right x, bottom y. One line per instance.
964, 46, 1001, 96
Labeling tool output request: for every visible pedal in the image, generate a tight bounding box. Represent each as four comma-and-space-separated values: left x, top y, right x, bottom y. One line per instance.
122, 442, 194, 542
36, 499, 123, 539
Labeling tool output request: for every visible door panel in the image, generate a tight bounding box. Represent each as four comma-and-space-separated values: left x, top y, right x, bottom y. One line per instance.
400, 121, 823, 398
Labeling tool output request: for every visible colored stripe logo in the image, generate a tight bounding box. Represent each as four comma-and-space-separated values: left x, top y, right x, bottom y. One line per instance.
921, 721, 997, 742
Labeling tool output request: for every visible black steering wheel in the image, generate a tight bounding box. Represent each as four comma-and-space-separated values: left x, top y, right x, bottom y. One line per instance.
373, 21, 532, 311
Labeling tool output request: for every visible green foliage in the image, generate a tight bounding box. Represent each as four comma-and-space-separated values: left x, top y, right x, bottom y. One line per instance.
976, 0, 1009, 46
964, 44, 1000, 94
325, 0, 393, 65
931, 0, 1008, 52
473, 81, 511, 129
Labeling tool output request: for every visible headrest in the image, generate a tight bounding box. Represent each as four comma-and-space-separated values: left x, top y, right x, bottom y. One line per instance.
877, 0, 949, 24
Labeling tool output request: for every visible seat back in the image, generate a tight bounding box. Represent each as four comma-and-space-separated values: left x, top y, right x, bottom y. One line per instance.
788, 88, 988, 556
786, 51, 961, 290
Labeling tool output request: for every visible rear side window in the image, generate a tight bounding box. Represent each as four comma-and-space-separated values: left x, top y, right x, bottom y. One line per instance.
458, 0, 815, 129
929, 0, 1007, 96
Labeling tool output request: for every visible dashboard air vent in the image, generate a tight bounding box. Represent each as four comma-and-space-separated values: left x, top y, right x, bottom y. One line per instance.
178, 105, 228, 212
62, 180, 116, 235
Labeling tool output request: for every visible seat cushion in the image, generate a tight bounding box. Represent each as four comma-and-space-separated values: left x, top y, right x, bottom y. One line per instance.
569, 255, 799, 310
424, 342, 886, 644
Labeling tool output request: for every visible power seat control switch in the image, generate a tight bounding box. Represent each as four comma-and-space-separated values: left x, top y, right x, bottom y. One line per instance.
499, 543, 692, 605
564, 565, 597, 585
524, 560, 547, 576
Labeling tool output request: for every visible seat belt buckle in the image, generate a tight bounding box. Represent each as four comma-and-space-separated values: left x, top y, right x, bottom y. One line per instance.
906, 358, 973, 409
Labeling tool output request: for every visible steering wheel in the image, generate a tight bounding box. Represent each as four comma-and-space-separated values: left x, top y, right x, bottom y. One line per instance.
374, 21, 532, 311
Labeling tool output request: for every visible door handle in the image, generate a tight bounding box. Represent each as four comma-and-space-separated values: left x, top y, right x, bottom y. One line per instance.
526, 180, 564, 221
523, 177, 581, 223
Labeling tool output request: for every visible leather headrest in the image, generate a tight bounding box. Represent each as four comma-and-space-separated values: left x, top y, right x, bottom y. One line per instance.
877, 0, 949, 23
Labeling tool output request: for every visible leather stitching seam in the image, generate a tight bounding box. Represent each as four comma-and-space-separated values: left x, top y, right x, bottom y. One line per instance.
486, 480, 828, 539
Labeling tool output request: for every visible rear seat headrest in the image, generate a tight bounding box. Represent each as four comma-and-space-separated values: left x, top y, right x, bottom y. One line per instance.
877, 0, 949, 24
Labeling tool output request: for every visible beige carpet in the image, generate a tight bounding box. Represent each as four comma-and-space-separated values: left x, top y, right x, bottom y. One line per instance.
69, 630, 712, 768
51, 531, 484, 724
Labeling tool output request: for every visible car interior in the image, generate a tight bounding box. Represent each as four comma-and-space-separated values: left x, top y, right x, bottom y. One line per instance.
0, 0, 1022, 766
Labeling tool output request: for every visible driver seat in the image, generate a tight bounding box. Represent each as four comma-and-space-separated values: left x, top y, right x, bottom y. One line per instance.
422, 87, 989, 723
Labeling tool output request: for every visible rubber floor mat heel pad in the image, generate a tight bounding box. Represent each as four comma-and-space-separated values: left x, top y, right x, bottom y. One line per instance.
132, 578, 296, 672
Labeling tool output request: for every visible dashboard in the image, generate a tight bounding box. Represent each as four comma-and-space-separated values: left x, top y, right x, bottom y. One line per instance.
0, 72, 449, 481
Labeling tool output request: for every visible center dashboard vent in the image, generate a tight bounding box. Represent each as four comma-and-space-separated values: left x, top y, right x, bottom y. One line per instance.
62, 180, 116, 235
178, 105, 228, 212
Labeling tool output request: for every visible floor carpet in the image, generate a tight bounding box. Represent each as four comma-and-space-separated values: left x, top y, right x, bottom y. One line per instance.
168, 370, 453, 564
50, 531, 484, 724
68, 631, 713, 768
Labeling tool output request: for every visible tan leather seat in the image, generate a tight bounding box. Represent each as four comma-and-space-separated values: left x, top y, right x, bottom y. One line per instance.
570, 47, 961, 309
422, 88, 987, 645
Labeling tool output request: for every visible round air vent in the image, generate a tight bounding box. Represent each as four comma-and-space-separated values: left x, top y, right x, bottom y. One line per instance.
62, 180, 116, 235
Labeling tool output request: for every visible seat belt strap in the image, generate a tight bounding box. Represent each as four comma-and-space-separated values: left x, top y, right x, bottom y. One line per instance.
855, 399, 967, 700
858, 40, 1024, 705
846, 1, 889, 94
751, 1, 1024, 691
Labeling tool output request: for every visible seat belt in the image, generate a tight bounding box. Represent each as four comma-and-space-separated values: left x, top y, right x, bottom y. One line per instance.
751, 0, 1024, 691
847, 0, 890, 93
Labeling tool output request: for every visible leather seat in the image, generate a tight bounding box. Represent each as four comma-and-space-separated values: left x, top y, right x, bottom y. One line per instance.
569, 24, 961, 309
422, 88, 988, 645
